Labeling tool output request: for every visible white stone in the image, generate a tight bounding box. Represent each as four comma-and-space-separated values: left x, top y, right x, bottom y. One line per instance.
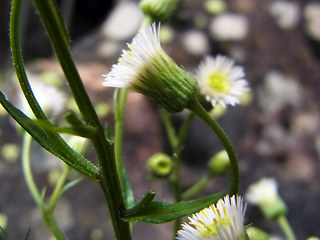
209, 13, 249, 41
268, 1, 300, 29
101, 2, 143, 41
304, 2, 320, 40
258, 70, 303, 115
182, 30, 210, 56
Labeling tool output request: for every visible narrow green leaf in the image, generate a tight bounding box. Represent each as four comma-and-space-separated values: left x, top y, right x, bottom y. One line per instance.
0, 91, 99, 181
124, 190, 155, 217
123, 192, 224, 223
62, 177, 83, 193
31, 119, 96, 138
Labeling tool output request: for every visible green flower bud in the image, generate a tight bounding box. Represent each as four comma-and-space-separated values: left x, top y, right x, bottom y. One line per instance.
307, 237, 320, 240
140, 0, 180, 22
103, 23, 198, 113
1, 143, 20, 163
146, 153, 172, 178
203, 0, 226, 15
246, 178, 287, 220
246, 226, 269, 240
208, 150, 230, 176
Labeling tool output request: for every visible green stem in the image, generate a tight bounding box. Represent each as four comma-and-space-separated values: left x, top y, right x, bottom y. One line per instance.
10, 0, 47, 121
182, 173, 212, 200
114, 88, 128, 192
114, 88, 134, 208
188, 100, 239, 195
32, 0, 98, 126
161, 111, 195, 239
41, 207, 66, 240
10, 0, 99, 181
160, 110, 178, 150
32, 0, 131, 238
48, 164, 71, 212
22, 133, 42, 207
276, 215, 296, 240
22, 133, 65, 240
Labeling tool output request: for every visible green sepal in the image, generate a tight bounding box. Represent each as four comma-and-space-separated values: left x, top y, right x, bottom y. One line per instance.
123, 191, 224, 223
0, 91, 99, 181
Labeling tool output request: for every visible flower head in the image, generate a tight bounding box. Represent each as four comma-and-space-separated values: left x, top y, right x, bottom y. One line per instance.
245, 178, 287, 219
195, 55, 249, 108
177, 195, 247, 240
103, 23, 197, 112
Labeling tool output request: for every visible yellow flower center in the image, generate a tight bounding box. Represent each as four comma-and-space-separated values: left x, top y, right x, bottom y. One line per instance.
197, 216, 231, 237
209, 72, 230, 93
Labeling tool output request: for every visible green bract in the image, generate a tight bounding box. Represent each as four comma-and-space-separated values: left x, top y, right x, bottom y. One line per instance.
140, 0, 180, 22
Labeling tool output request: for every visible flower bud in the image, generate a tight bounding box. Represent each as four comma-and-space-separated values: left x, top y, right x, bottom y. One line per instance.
208, 150, 230, 176
146, 152, 172, 178
246, 226, 269, 240
140, 0, 180, 22
246, 178, 287, 220
103, 23, 198, 113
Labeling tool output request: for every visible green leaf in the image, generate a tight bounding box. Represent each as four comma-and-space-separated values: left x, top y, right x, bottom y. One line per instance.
123, 192, 224, 223
31, 119, 96, 138
0, 91, 99, 181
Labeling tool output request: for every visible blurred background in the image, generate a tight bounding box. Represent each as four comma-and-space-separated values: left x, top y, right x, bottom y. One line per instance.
0, 0, 320, 239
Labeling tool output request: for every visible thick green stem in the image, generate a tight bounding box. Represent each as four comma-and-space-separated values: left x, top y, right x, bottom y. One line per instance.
188, 100, 239, 195
277, 215, 296, 240
10, 0, 98, 181
31, 0, 131, 238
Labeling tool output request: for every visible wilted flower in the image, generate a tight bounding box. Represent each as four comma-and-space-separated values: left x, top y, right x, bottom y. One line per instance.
177, 195, 248, 240
195, 55, 249, 108
103, 23, 197, 113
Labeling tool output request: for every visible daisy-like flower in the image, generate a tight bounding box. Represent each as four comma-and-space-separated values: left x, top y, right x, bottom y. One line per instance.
245, 178, 287, 219
195, 55, 249, 108
177, 195, 248, 240
103, 23, 198, 113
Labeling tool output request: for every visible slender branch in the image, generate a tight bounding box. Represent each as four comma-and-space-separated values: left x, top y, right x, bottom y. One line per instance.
182, 173, 212, 200
22, 133, 65, 240
22, 133, 42, 207
277, 215, 297, 240
114, 88, 127, 192
188, 100, 239, 195
48, 164, 71, 212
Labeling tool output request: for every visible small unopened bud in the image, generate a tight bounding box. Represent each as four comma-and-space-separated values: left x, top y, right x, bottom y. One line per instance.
140, 0, 180, 22
307, 237, 320, 240
246, 178, 287, 219
146, 153, 172, 178
208, 150, 230, 176
246, 226, 269, 240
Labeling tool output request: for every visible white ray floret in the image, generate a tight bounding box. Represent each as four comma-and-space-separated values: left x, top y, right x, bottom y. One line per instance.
102, 23, 198, 113
195, 55, 249, 108
177, 195, 247, 240
102, 23, 161, 88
